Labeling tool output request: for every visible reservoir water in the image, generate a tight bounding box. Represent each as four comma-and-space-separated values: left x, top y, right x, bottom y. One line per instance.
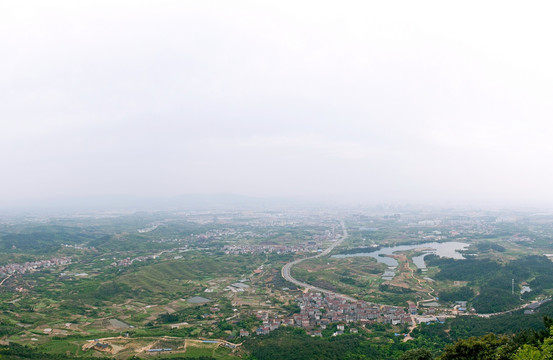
332, 241, 470, 269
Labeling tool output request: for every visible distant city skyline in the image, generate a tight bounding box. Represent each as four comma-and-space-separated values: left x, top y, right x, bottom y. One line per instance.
2, 1, 553, 209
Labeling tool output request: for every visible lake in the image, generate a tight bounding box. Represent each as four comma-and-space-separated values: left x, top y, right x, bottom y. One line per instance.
332, 241, 470, 269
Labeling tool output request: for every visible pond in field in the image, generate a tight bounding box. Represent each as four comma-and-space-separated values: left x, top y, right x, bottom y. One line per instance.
332, 241, 470, 269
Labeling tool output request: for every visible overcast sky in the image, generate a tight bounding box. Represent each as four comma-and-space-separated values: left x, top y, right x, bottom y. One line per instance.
1, 1, 553, 208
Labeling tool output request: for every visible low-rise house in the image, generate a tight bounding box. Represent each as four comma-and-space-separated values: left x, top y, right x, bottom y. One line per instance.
255, 326, 270, 335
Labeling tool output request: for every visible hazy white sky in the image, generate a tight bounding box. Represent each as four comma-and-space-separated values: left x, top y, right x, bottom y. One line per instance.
1, 1, 553, 207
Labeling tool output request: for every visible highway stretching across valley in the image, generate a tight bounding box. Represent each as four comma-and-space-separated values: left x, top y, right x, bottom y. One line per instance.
281, 220, 357, 302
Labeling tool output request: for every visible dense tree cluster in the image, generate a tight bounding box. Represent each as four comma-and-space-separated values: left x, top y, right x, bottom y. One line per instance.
0, 226, 103, 254
438, 286, 475, 303
475, 242, 506, 253
244, 317, 553, 360
427, 255, 553, 313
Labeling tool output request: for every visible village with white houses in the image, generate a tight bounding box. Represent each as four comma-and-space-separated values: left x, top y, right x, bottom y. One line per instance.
234, 290, 468, 340
0, 257, 71, 277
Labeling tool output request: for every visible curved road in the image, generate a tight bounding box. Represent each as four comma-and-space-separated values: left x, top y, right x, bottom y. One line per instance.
474, 298, 552, 318
0, 274, 12, 287
281, 221, 357, 301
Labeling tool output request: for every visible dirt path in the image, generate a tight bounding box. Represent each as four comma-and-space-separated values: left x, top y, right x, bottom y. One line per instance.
403, 315, 417, 342
404, 257, 436, 305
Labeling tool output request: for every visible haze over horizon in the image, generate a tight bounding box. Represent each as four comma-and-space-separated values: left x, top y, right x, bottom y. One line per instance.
2, 1, 553, 209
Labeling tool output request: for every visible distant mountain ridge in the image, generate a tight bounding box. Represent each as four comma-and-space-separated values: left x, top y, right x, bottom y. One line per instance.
0, 193, 320, 213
